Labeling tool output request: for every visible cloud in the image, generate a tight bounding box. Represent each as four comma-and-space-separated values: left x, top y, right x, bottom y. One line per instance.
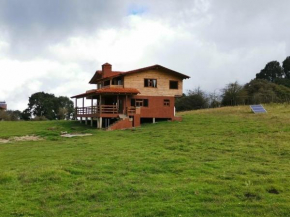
0, 0, 132, 58
0, 56, 91, 110
0, 0, 289, 110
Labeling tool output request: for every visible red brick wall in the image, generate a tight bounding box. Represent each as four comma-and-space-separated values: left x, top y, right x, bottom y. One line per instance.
133, 114, 141, 127
130, 96, 175, 119
108, 118, 133, 130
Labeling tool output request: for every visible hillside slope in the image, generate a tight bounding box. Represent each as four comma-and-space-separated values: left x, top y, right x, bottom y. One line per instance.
0, 104, 290, 216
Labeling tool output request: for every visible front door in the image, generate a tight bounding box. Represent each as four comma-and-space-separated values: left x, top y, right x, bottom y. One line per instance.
118, 97, 123, 113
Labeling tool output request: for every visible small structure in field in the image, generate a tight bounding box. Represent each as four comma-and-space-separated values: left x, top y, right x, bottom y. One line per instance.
250, 104, 267, 113
0, 101, 7, 111
72, 63, 190, 130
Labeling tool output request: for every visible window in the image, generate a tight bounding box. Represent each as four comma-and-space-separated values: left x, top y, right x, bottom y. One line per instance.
143, 99, 148, 107
169, 80, 178, 89
135, 99, 143, 107
112, 77, 123, 85
131, 99, 149, 107
144, 79, 157, 88
104, 80, 110, 86
164, 99, 170, 106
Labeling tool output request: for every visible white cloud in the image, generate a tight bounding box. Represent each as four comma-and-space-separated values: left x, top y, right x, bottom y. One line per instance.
0, 56, 91, 110
0, 0, 290, 110
48, 15, 189, 66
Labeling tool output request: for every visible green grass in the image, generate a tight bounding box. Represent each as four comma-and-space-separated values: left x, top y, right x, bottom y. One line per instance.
1, 104, 290, 216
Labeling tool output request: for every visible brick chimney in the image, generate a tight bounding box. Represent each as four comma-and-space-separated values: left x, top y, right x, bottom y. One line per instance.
102, 63, 112, 77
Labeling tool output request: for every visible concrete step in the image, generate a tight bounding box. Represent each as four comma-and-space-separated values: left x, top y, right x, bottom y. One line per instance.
118, 114, 128, 119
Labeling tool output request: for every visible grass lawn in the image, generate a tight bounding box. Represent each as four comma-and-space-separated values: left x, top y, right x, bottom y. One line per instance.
1, 104, 290, 216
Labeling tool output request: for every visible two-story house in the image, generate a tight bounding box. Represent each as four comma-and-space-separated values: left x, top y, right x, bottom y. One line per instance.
72, 63, 190, 130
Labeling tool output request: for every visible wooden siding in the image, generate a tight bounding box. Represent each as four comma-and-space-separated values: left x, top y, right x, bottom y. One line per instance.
123, 70, 183, 96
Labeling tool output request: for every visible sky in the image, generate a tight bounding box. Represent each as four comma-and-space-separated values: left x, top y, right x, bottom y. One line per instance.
0, 0, 289, 110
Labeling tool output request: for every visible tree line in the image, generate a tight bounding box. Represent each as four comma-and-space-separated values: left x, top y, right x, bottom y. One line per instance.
0, 92, 74, 121
175, 56, 290, 111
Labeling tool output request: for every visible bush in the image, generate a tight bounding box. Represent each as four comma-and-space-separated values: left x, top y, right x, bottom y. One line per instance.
0, 110, 11, 121
33, 116, 48, 121
244, 79, 290, 104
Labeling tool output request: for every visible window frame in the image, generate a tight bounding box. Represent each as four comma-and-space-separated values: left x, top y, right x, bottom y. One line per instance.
135, 99, 144, 107
131, 99, 149, 107
164, 99, 170, 106
144, 78, 157, 88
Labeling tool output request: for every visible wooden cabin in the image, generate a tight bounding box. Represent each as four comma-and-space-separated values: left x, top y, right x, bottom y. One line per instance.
72, 63, 190, 130
0, 101, 7, 111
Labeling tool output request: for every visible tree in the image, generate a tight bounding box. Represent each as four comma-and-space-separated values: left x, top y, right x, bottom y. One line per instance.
0, 110, 10, 120
208, 90, 221, 108
282, 56, 290, 79
256, 61, 284, 82
244, 79, 290, 104
175, 87, 209, 111
21, 108, 31, 120
221, 82, 247, 106
0, 110, 22, 121
26, 92, 74, 120
56, 96, 74, 120
274, 78, 290, 88
28, 92, 57, 120
6, 110, 22, 121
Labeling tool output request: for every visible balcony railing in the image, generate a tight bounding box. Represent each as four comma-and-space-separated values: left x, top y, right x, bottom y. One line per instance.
76, 105, 137, 116
101, 84, 124, 89
127, 106, 136, 115
76, 105, 118, 115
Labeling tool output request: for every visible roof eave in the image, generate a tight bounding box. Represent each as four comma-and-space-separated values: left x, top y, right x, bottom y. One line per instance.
122, 64, 190, 79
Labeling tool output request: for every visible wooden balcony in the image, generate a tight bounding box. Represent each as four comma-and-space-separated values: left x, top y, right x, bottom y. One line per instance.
76, 105, 117, 115
76, 105, 136, 117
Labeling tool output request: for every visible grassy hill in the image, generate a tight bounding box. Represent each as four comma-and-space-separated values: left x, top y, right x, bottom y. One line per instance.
1, 104, 290, 216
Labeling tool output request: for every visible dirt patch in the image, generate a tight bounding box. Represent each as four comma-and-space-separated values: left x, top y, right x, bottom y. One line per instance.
0, 135, 42, 143
61, 133, 93, 138
0, 139, 10, 144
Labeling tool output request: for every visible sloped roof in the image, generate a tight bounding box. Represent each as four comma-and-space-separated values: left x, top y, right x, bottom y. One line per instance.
71, 88, 140, 98
124, 64, 190, 78
89, 64, 190, 84
89, 70, 123, 84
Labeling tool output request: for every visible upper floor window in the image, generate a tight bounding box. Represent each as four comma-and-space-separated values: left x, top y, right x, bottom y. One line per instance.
169, 80, 178, 89
97, 83, 102, 89
104, 80, 110, 86
112, 77, 123, 85
144, 79, 157, 88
